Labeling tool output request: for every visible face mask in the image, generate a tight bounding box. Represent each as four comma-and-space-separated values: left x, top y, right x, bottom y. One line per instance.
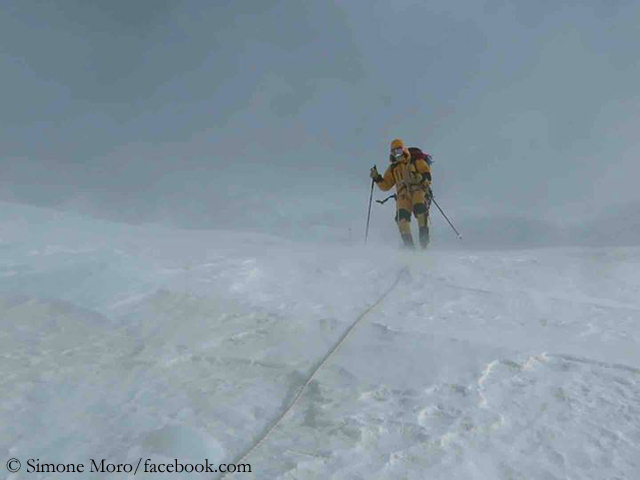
391, 147, 404, 159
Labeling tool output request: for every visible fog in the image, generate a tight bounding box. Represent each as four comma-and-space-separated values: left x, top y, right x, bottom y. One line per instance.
3, 4, 640, 477
2, 0, 639, 247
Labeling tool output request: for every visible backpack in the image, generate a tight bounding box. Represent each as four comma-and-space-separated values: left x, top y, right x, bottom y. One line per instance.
408, 147, 433, 166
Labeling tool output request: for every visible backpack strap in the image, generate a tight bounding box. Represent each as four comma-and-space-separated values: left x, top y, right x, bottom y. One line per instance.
407, 147, 433, 185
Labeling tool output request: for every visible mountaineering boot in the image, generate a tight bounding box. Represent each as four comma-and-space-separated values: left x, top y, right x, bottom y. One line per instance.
401, 233, 415, 249
419, 226, 430, 249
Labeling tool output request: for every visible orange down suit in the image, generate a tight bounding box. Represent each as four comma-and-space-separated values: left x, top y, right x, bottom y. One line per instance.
374, 151, 432, 246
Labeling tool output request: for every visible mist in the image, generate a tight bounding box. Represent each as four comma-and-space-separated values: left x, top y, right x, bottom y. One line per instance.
2, 0, 639, 247
3, 4, 640, 477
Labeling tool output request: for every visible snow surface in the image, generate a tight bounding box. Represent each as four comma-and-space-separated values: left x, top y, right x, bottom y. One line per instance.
1, 201, 639, 479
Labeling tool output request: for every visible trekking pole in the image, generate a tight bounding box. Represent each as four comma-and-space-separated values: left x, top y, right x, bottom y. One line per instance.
376, 194, 397, 205
364, 166, 376, 244
432, 196, 462, 240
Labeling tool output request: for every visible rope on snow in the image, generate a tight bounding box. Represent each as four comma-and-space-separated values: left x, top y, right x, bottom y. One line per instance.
220, 266, 409, 478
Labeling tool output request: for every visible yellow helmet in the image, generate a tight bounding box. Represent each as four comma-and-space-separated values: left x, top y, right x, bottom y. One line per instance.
390, 138, 404, 150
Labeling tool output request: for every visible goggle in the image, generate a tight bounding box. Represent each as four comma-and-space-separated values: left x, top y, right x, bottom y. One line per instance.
391, 147, 404, 157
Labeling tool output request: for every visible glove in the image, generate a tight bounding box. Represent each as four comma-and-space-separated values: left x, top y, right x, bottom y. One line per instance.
425, 185, 433, 199
370, 166, 380, 180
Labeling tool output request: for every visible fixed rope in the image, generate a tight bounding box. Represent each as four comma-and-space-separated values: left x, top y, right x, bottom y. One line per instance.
220, 266, 409, 478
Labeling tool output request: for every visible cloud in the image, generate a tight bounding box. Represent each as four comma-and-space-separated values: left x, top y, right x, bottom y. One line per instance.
1, 0, 639, 240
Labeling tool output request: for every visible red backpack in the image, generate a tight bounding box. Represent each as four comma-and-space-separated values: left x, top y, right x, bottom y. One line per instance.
408, 147, 433, 166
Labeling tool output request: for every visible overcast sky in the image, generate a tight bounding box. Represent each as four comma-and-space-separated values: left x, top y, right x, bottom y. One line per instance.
1, 0, 639, 231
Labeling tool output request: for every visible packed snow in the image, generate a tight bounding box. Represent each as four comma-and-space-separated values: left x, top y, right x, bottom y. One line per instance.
1, 201, 639, 479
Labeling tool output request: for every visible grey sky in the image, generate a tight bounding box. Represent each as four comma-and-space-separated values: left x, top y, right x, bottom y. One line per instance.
1, 1, 639, 235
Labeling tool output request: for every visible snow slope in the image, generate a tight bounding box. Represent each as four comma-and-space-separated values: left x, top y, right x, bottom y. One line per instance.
1, 201, 639, 479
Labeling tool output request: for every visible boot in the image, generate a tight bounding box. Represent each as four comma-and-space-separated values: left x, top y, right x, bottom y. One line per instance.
419, 226, 430, 249
401, 233, 415, 249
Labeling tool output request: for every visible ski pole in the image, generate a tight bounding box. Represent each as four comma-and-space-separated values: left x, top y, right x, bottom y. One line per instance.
364, 167, 376, 244
432, 196, 462, 240
376, 194, 397, 205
